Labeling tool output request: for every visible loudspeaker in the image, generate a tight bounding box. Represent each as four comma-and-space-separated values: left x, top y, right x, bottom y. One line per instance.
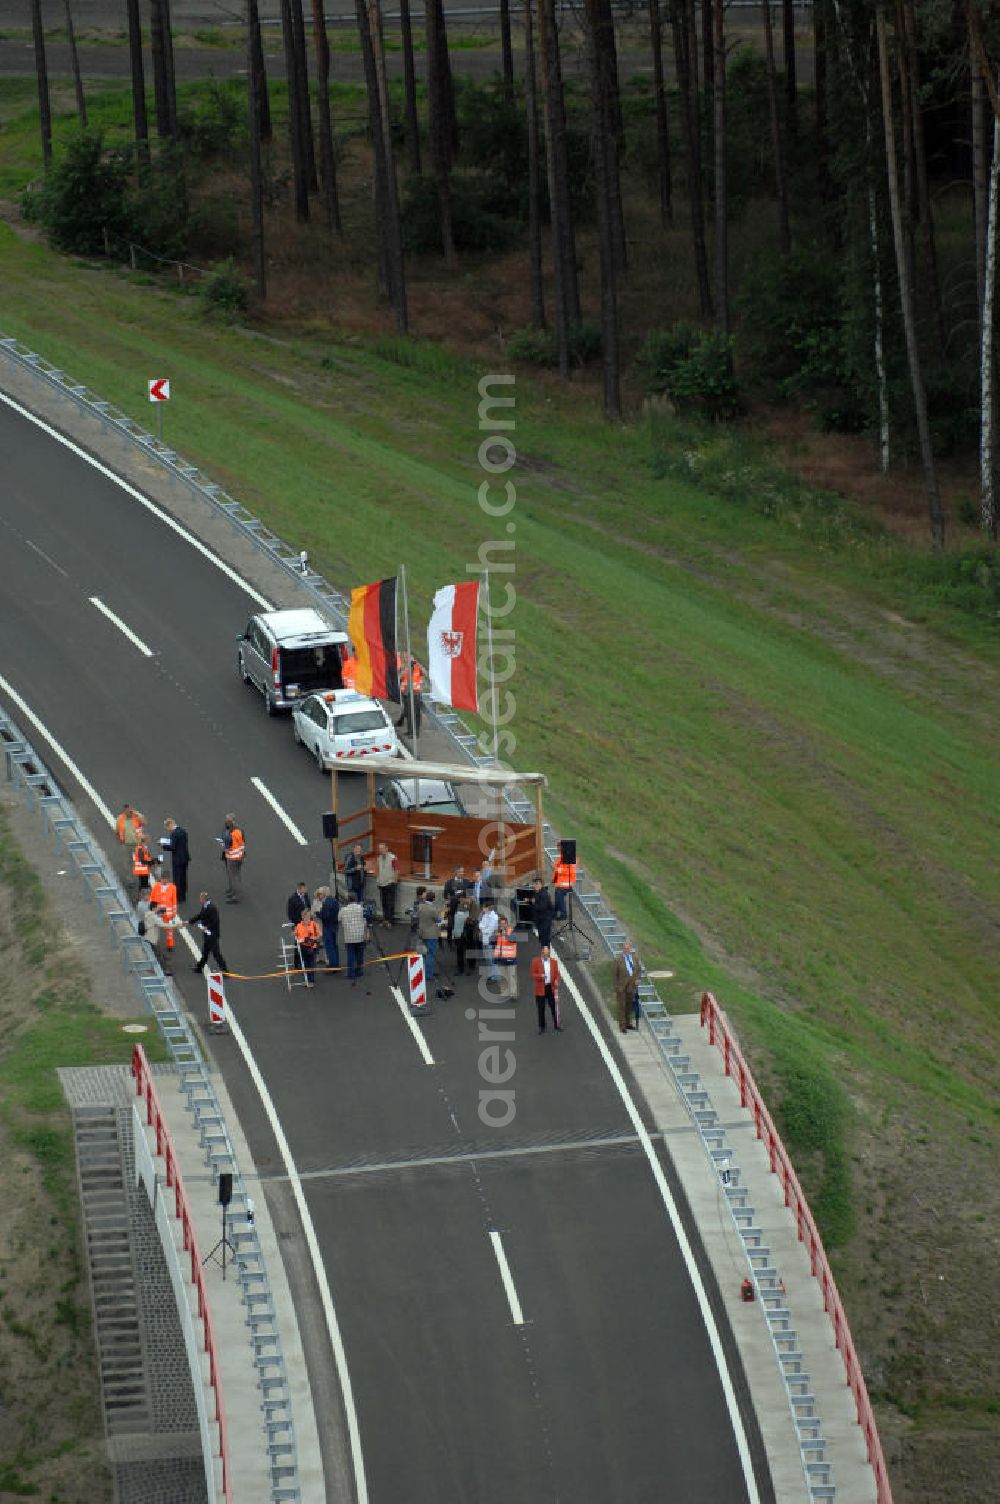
559, 838, 577, 865
322, 812, 339, 840
217, 1172, 233, 1208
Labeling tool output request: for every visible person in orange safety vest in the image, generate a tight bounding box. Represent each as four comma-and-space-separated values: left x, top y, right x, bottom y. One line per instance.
397, 654, 424, 736
221, 815, 245, 903
551, 855, 577, 920
117, 803, 145, 847
294, 912, 322, 987
132, 837, 155, 895
342, 654, 358, 690
149, 873, 178, 957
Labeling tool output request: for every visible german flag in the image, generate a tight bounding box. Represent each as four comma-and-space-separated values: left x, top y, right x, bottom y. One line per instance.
347, 577, 400, 700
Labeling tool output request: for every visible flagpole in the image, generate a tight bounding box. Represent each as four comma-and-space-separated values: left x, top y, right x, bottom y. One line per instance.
484, 569, 497, 763
400, 564, 420, 812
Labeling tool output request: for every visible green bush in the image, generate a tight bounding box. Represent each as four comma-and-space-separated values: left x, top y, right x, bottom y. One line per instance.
636, 322, 741, 419
177, 79, 246, 160
401, 172, 520, 255
200, 260, 249, 318
568, 318, 603, 366
21, 132, 131, 255
506, 326, 555, 365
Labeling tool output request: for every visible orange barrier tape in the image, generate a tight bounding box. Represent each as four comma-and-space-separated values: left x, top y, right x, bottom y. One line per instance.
216, 952, 417, 982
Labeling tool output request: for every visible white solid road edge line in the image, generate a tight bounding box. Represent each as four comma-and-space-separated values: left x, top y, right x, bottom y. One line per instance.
488, 1229, 526, 1327
553, 953, 762, 1504
0, 669, 116, 825
0, 387, 274, 610
177, 925, 369, 1504
389, 984, 435, 1066
250, 775, 308, 845
89, 596, 155, 658
0, 676, 368, 1504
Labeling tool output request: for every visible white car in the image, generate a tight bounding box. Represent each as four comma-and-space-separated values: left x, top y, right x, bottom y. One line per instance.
292, 690, 400, 771
376, 778, 465, 816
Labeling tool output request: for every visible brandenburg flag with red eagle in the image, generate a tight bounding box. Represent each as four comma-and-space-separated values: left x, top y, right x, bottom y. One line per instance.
427, 581, 479, 711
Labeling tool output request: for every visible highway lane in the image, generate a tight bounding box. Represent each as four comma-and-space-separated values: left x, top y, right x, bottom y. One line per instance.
0, 394, 772, 1502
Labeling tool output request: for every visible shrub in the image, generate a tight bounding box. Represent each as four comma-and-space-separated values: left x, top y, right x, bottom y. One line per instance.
177, 80, 246, 160
636, 322, 741, 419
21, 132, 130, 255
401, 172, 520, 255
200, 260, 249, 318
506, 327, 555, 366
568, 319, 603, 366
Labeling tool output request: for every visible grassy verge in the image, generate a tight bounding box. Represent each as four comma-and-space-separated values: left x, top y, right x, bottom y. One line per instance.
2, 82, 1000, 1448
0, 808, 166, 1500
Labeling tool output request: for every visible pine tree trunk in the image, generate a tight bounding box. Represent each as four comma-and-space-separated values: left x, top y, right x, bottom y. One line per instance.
426, 0, 456, 264
814, 0, 830, 202
782, 0, 797, 139
972, 44, 987, 314
290, 0, 317, 191
161, 0, 178, 139
399, 0, 422, 174
675, 0, 712, 318
499, 0, 514, 98
248, 0, 267, 300
524, 0, 545, 328
597, 0, 627, 271
701, 0, 713, 106
713, 0, 728, 334
901, 0, 944, 350
366, 0, 408, 329
762, 0, 790, 252
585, 0, 621, 417
893, 0, 917, 291
311, 0, 342, 234
250, 0, 271, 141
30, 0, 51, 168
149, 0, 171, 140
355, 0, 390, 294
63, 0, 87, 127
876, 7, 944, 546
981, 103, 999, 538
125, 0, 148, 159
280, 0, 310, 220
649, 0, 673, 225
536, 0, 580, 373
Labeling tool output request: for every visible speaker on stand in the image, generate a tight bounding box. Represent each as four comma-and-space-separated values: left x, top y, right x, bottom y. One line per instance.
203, 1171, 237, 1278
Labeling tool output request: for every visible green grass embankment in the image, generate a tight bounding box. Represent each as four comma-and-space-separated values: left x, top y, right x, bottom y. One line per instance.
0, 177, 998, 1254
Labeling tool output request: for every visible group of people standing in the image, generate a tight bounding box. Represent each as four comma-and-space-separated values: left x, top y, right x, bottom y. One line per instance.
117, 801, 243, 976
118, 800, 644, 1038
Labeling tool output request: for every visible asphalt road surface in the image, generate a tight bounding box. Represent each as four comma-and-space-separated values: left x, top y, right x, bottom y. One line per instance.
0, 390, 774, 1503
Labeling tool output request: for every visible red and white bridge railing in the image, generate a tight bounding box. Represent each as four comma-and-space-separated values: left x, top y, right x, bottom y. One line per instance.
700, 992, 892, 1504
131, 1043, 232, 1503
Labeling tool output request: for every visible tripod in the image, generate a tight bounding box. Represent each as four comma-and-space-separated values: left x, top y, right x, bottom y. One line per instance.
203, 1202, 238, 1281
556, 888, 591, 959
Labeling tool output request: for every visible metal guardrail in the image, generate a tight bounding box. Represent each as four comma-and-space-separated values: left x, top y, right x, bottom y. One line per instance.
1, 331, 888, 1504
701, 993, 892, 1504
0, 715, 302, 1504
132, 1069, 232, 1504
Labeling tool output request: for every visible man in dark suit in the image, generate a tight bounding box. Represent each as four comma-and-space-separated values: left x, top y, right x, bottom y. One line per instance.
531, 877, 554, 948
287, 882, 310, 926
188, 892, 229, 974
162, 817, 191, 904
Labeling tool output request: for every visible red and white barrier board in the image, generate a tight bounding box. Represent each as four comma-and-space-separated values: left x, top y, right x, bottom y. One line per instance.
407, 953, 427, 1011
206, 971, 228, 1032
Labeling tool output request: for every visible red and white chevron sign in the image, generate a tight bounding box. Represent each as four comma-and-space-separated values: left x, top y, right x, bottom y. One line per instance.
148, 378, 170, 403
407, 952, 427, 1011
206, 971, 227, 1030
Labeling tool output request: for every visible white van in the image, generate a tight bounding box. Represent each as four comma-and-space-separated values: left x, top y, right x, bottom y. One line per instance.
238, 608, 349, 715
